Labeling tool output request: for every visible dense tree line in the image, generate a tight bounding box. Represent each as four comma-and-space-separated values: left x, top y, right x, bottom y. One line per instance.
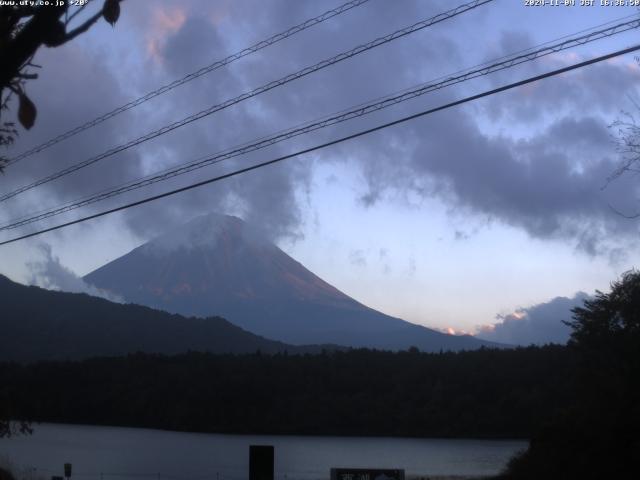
1, 345, 573, 439
499, 271, 640, 479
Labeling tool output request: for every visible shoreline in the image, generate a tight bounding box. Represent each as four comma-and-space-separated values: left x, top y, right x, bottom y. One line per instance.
19, 421, 530, 443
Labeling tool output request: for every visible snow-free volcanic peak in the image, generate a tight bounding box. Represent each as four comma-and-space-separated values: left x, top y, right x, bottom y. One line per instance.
84, 213, 501, 351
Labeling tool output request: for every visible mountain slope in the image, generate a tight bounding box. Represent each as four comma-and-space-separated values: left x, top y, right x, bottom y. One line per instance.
0, 274, 319, 362
84, 213, 502, 352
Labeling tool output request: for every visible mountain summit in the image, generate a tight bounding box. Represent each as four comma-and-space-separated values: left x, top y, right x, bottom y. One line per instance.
84, 213, 499, 351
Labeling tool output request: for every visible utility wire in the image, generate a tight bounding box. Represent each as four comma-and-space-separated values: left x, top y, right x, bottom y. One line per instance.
2, 16, 638, 232
4, 0, 373, 166
2, 43, 638, 247
0, 0, 494, 204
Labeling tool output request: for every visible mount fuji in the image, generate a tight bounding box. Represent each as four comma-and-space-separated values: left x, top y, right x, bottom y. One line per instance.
84, 213, 501, 352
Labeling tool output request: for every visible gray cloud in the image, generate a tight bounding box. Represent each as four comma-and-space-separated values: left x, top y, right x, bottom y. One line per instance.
27, 244, 123, 302
327, 27, 640, 259
349, 249, 366, 267
349, 103, 640, 257
475, 292, 590, 346
470, 22, 640, 124
109, 0, 463, 243
162, 16, 227, 76
2, 0, 638, 261
0, 41, 144, 233
2, 0, 465, 249
0, 1, 315, 245
406, 257, 416, 277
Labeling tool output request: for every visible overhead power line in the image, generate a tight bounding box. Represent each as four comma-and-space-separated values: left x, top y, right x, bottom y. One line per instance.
4, 0, 373, 166
2, 43, 638, 247
0, 0, 494, 204
2, 16, 638, 232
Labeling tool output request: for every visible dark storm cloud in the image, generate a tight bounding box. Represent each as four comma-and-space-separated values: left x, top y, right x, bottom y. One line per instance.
14, 0, 458, 246
476, 292, 589, 346
95, 0, 460, 242
484, 56, 640, 124
0, 0, 316, 243
345, 76, 640, 256
161, 16, 227, 76
0, 42, 145, 226
108, 0, 340, 241
3, 0, 638, 257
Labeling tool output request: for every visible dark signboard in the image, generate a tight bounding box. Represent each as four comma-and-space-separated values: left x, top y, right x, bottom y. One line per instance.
331, 468, 405, 480
64, 464, 72, 479
249, 445, 274, 480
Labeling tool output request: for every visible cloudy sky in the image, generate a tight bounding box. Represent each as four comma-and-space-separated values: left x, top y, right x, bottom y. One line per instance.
1, 0, 639, 343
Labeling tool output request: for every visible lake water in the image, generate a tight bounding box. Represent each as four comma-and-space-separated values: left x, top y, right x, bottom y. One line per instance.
0, 424, 527, 480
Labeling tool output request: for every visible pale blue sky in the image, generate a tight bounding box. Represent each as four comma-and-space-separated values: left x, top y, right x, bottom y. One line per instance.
1, 0, 640, 336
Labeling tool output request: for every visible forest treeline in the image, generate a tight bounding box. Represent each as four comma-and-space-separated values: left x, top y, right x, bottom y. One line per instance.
3, 271, 639, 478
1, 345, 573, 439
497, 271, 640, 479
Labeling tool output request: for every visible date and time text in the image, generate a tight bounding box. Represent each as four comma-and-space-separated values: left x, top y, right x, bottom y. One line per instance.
525, 0, 640, 6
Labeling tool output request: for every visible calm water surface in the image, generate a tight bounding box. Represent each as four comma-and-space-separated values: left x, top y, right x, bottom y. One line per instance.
0, 424, 527, 480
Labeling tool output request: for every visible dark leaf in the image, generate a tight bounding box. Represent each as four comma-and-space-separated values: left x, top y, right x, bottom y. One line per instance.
18, 93, 36, 130
43, 20, 66, 47
103, 0, 120, 27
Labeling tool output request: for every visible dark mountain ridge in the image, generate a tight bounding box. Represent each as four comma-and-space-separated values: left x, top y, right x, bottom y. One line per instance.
84, 213, 503, 352
0, 274, 323, 362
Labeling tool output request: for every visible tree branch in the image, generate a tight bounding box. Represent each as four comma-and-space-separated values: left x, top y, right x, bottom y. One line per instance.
608, 202, 640, 219
65, 4, 88, 26
63, 0, 125, 43
0, 5, 66, 89
16, 73, 38, 80
60, 8, 103, 44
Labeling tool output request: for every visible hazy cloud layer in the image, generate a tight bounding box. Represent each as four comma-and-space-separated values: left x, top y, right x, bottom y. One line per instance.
476, 292, 590, 346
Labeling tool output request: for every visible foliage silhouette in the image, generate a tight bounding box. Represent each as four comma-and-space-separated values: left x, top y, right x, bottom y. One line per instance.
0, 1, 122, 170
498, 270, 640, 479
